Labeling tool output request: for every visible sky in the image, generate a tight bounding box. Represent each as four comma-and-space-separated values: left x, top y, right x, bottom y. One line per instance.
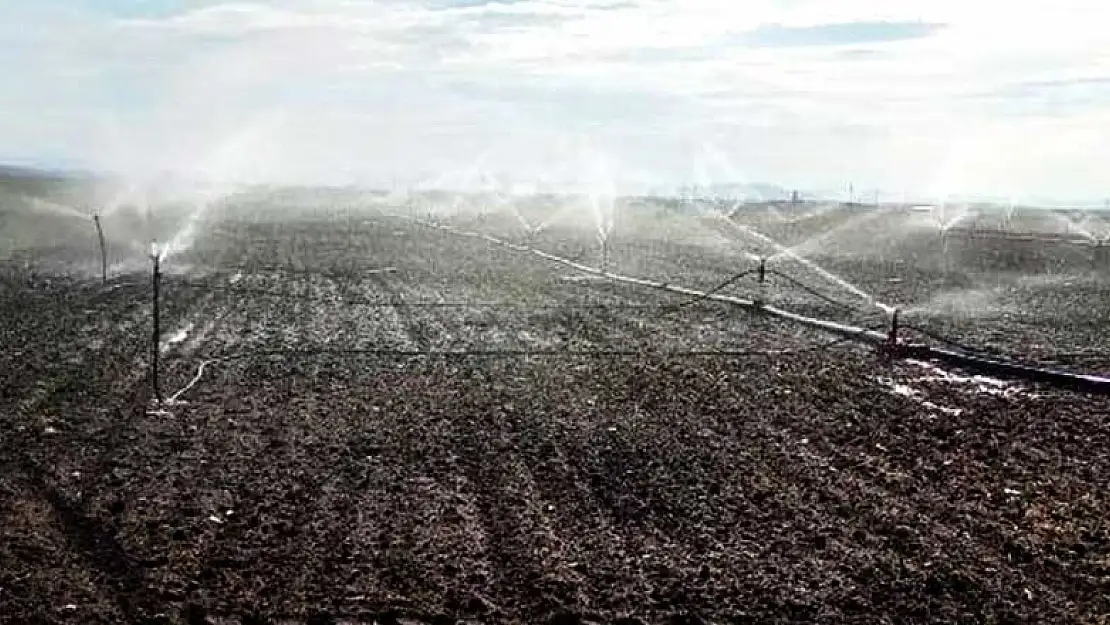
1, 0, 1108, 203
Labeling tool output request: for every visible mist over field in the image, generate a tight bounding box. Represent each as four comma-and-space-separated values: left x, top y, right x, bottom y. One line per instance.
4, 2, 1110, 624
2, 1, 1109, 204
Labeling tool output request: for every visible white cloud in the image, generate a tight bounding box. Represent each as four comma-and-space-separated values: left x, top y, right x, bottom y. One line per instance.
0, 0, 1108, 201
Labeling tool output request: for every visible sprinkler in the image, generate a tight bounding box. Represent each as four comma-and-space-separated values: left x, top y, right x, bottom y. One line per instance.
753, 257, 767, 307
430, 212, 1110, 394
882, 308, 902, 359
92, 214, 107, 284
1095, 238, 1109, 270
151, 242, 163, 406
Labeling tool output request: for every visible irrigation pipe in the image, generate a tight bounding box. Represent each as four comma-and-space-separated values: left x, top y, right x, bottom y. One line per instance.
895, 344, 1110, 394
410, 217, 1110, 394
163, 342, 851, 403
171, 281, 682, 310
659, 269, 757, 317
167, 358, 216, 404
410, 218, 891, 344
902, 323, 1010, 361
177, 264, 399, 280
767, 269, 861, 313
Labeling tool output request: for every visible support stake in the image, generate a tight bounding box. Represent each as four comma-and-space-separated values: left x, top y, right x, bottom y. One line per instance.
754, 257, 767, 307
151, 246, 163, 406
93, 214, 107, 284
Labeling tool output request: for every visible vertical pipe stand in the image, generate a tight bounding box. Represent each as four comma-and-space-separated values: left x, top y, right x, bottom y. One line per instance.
887, 308, 900, 347
881, 308, 901, 361
93, 214, 107, 284
755, 257, 767, 307
151, 247, 163, 406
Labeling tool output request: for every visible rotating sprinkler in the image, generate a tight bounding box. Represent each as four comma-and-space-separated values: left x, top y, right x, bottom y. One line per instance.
416, 217, 1110, 395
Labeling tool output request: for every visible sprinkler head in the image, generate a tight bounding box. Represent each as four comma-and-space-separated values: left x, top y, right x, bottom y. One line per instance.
875, 308, 904, 360
1095, 238, 1110, 268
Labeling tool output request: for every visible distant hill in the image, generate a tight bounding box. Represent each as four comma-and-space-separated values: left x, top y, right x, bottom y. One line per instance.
0, 163, 107, 202
0, 163, 101, 183
675, 182, 793, 201
0, 163, 66, 178
0, 164, 90, 215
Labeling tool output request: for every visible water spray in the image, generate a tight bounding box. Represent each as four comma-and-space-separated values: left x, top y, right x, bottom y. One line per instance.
416, 217, 1110, 394
93, 214, 107, 284
720, 217, 896, 314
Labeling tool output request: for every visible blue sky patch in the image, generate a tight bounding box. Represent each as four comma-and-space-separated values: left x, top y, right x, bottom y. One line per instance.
743, 21, 946, 47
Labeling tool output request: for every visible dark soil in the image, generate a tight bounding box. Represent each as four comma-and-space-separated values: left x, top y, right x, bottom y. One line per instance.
3, 212, 1110, 624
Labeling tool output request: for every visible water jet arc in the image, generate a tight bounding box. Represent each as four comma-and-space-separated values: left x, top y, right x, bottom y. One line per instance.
411, 218, 1110, 395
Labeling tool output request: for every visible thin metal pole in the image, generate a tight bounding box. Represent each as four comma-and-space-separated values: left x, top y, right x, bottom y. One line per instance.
756, 257, 767, 306
347, 204, 354, 249
93, 214, 107, 284
152, 249, 163, 405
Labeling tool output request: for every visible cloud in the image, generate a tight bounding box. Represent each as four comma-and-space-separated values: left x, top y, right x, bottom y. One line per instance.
742, 21, 945, 47
0, 0, 1108, 201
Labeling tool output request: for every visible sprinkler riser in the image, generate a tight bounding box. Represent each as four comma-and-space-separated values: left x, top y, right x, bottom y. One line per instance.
151, 250, 163, 406
887, 309, 900, 347
1094, 241, 1110, 269
93, 214, 108, 284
